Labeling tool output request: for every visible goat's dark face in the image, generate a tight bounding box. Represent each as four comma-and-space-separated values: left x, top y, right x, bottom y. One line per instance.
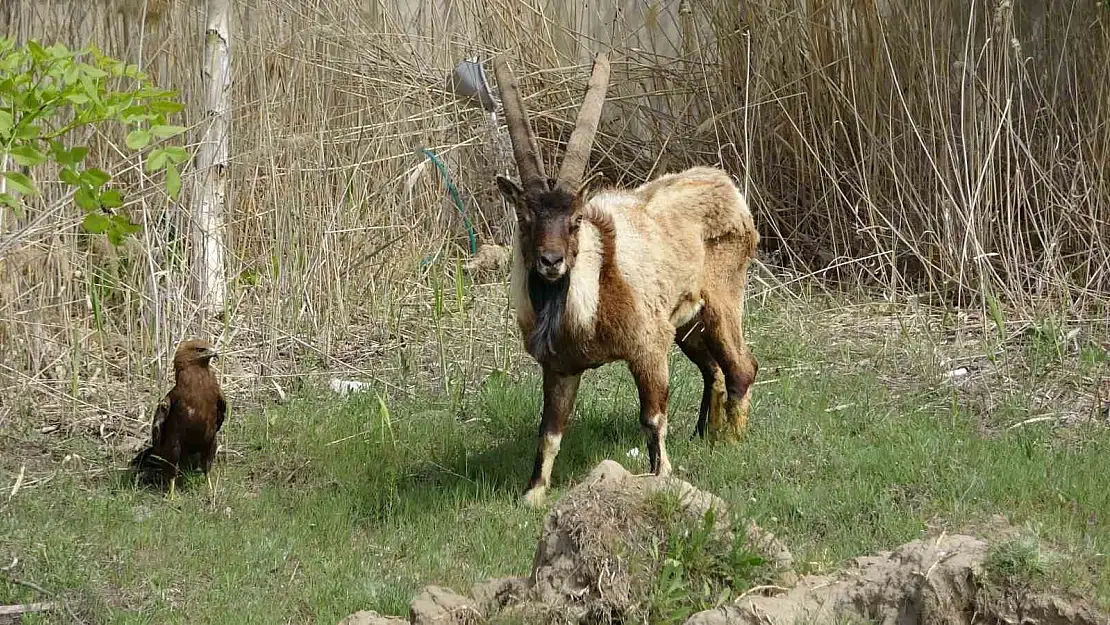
498, 176, 584, 282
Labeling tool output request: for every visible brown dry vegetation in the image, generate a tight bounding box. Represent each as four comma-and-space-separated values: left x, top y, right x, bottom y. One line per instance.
0, 0, 1108, 430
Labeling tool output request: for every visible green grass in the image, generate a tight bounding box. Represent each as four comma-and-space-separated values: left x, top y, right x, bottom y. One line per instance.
643, 490, 778, 623
1, 298, 1108, 623
984, 535, 1054, 585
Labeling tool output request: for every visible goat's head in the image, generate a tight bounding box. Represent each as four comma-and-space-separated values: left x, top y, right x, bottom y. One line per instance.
493, 53, 610, 283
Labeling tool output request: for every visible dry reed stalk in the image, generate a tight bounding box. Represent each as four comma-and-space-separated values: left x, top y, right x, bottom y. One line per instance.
0, 0, 1106, 436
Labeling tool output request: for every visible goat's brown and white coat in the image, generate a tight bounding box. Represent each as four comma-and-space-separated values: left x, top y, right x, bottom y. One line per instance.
493, 52, 760, 506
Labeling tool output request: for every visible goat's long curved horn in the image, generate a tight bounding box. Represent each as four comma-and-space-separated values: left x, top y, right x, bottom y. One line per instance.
555, 52, 611, 192
492, 54, 548, 192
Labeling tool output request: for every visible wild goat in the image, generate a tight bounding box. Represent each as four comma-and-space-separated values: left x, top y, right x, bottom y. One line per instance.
492, 52, 761, 506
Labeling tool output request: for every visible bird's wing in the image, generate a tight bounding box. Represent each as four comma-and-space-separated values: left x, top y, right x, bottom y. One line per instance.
130, 393, 174, 468
149, 393, 173, 447
215, 392, 227, 431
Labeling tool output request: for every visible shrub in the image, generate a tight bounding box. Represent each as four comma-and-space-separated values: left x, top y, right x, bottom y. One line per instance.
0, 37, 187, 245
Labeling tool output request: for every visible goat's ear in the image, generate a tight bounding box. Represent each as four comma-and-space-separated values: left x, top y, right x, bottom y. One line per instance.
497, 175, 533, 222
496, 175, 523, 203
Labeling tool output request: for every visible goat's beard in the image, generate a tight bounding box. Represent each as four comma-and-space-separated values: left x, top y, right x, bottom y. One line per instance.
526, 269, 571, 361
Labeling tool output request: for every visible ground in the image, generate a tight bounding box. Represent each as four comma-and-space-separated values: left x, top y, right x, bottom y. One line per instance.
1, 292, 1108, 623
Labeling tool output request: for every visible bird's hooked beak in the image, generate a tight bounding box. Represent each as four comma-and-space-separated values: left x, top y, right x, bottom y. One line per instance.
201, 347, 220, 361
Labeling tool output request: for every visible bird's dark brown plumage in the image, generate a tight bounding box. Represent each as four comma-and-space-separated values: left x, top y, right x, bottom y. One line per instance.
130, 338, 226, 493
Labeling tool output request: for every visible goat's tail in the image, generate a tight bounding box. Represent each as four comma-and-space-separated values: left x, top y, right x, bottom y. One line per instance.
715, 173, 760, 259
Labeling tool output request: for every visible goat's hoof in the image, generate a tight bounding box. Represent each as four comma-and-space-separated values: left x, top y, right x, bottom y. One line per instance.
521, 487, 547, 508
656, 460, 673, 478
710, 432, 732, 445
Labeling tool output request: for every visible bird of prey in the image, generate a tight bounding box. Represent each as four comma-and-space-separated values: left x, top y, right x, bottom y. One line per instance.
130, 338, 226, 498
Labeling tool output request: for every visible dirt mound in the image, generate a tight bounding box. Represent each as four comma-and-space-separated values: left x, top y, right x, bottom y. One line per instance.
525, 459, 794, 623
338, 460, 1106, 625
408, 586, 482, 625
338, 610, 407, 625
685, 533, 1106, 625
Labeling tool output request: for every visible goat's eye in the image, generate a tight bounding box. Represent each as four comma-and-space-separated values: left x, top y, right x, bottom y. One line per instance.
571, 215, 583, 230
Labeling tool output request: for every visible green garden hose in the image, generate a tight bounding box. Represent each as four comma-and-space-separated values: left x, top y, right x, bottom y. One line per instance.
419, 147, 477, 261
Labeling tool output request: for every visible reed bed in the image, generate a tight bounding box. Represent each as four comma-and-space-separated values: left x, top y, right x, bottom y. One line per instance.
0, 0, 1107, 431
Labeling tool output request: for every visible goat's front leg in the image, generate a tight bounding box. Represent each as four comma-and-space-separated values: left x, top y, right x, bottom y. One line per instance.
522, 366, 581, 507
630, 354, 672, 478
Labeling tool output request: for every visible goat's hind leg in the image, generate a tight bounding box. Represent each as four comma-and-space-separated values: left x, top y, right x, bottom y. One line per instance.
675, 322, 727, 439
700, 300, 758, 443
629, 352, 672, 478
522, 366, 581, 507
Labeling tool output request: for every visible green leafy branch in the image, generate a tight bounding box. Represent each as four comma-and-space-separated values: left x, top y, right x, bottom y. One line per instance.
0, 37, 189, 245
